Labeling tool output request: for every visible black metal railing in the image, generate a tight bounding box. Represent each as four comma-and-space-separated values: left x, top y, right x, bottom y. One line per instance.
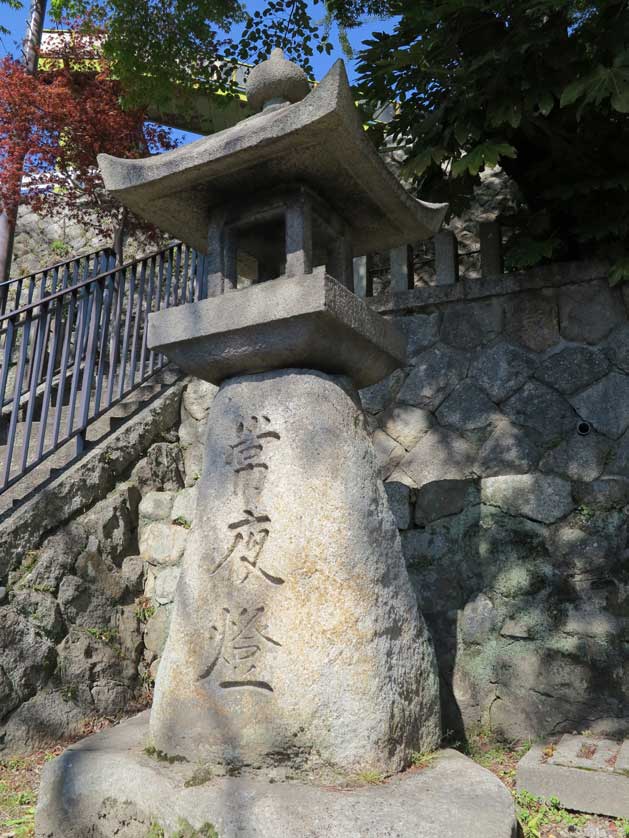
0, 246, 117, 317
0, 241, 206, 492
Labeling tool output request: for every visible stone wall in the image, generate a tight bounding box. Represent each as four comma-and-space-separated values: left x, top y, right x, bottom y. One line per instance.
367, 260, 629, 742
10, 204, 164, 279
2, 258, 628, 752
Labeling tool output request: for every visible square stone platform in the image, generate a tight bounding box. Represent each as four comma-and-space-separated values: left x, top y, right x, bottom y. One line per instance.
36, 712, 518, 838
517, 734, 629, 818
147, 269, 406, 388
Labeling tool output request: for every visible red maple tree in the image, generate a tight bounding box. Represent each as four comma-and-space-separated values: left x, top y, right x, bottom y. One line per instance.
0, 24, 178, 267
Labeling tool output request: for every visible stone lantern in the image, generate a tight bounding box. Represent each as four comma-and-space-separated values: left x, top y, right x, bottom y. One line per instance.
36, 51, 519, 838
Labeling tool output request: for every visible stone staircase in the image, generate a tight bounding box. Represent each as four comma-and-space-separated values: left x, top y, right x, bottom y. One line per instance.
0, 365, 182, 519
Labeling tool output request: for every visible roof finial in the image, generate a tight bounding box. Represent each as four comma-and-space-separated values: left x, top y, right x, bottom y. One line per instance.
245, 48, 311, 113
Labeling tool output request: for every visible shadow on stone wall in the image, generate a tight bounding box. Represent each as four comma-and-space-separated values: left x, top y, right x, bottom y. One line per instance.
367, 269, 629, 745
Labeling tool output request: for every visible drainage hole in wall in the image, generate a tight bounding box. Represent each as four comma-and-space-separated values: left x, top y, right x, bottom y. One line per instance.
577, 421, 591, 436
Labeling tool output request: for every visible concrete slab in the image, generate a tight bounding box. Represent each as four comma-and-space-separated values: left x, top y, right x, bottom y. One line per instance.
36, 713, 519, 838
147, 269, 407, 388
549, 734, 620, 771
517, 736, 629, 818
616, 740, 629, 773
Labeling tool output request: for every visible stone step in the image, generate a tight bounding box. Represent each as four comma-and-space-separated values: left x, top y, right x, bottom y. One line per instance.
0, 366, 182, 517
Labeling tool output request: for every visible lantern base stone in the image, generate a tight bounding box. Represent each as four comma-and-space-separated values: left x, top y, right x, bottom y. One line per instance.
35, 712, 519, 838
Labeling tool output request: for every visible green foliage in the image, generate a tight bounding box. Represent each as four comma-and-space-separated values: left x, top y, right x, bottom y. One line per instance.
50, 0, 245, 108
355, 768, 384, 784
50, 239, 71, 258
172, 819, 219, 837
227, 0, 333, 78
409, 750, 437, 768
617, 818, 629, 837
85, 626, 119, 645
515, 789, 587, 837
329, 0, 629, 272
135, 596, 156, 623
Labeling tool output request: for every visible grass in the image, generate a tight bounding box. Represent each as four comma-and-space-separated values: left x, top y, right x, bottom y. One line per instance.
0, 748, 61, 837
355, 768, 384, 785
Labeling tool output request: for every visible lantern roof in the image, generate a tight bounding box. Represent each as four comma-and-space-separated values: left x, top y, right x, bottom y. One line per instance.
98, 58, 447, 255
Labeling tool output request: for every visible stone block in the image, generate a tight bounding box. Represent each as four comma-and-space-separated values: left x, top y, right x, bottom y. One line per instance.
481, 474, 573, 524
400, 428, 477, 489
182, 378, 218, 422
358, 368, 405, 415
503, 381, 575, 442
400, 529, 449, 567
535, 346, 610, 395
559, 280, 625, 344
182, 443, 204, 486
378, 403, 433, 451
154, 567, 181, 606
460, 594, 497, 645
392, 312, 440, 356
571, 477, 629, 511
539, 433, 610, 482
470, 342, 536, 403
475, 420, 539, 476
384, 481, 412, 529
372, 429, 405, 480
517, 737, 629, 818
415, 479, 478, 526
436, 381, 501, 430
150, 370, 440, 772
606, 428, 629, 475
440, 300, 503, 350
570, 371, 629, 439
138, 491, 175, 523
36, 714, 519, 838
171, 486, 198, 527
504, 290, 559, 352
139, 522, 188, 566
148, 270, 406, 389
144, 606, 172, 656
132, 442, 185, 493
397, 344, 469, 411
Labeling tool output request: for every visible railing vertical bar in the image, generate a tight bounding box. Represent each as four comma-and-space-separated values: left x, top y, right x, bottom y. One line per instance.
52, 291, 77, 449
23, 272, 47, 397
106, 269, 124, 408
20, 299, 50, 471
118, 263, 137, 399
172, 244, 182, 306
164, 246, 174, 308
76, 281, 103, 455
65, 284, 91, 438
36, 294, 64, 459
148, 253, 164, 374
0, 318, 15, 410
189, 249, 198, 302
181, 246, 190, 304
129, 260, 147, 389
93, 275, 114, 415
140, 256, 156, 378
2, 311, 32, 488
